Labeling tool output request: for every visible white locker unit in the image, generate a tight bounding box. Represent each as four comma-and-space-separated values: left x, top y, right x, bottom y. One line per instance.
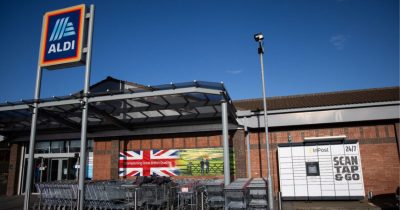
278, 140, 364, 200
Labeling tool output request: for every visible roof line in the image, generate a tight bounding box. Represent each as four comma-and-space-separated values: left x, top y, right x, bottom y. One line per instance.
233, 86, 400, 102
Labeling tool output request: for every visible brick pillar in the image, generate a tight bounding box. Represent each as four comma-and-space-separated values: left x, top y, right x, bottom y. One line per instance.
93, 140, 112, 180
6, 144, 20, 196
395, 123, 399, 158
110, 139, 119, 179
232, 129, 246, 179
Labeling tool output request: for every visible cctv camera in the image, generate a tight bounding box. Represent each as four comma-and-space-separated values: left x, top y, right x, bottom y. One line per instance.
254, 32, 264, 42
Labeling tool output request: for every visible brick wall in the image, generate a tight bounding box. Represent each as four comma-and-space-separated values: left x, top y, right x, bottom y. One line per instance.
6, 144, 20, 196
232, 129, 246, 178
93, 131, 250, 180
92, 122, 399, 196
93, 140, 113, 180
248, 123, 400, 196
117, 133, 222, 151
93, 133, 229, 180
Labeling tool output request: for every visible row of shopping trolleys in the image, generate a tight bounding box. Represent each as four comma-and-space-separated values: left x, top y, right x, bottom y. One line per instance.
176, 177, 269, 210
33, 177, 268, 210
224, 178, 268, 210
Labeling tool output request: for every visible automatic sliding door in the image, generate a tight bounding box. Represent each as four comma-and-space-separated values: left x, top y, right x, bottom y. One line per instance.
50, 159, 59, 181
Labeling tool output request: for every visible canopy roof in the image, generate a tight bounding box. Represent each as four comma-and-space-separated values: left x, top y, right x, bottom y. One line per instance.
0, 77, 237, 141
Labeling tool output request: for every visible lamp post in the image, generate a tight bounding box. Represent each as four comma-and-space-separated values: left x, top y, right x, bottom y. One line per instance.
254, 32, 274, 209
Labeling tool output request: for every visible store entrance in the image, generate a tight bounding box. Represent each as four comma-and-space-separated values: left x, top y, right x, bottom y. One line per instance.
49, 158, 77, 181
26, 157, 78, 193
34, 157, 78, 182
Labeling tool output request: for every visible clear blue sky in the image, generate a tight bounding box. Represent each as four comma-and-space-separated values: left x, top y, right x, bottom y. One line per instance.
0, 0, 398, 101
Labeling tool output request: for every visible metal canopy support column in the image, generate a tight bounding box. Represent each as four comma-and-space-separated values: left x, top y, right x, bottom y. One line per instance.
78, 5, 95, 210
221, 100, 230, 186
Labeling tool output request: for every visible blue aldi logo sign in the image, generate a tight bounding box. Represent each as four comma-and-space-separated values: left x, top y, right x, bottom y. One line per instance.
40, 5, 86, 69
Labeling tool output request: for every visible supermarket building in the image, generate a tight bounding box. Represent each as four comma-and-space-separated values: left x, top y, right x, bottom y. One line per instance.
0, 76, 398, 200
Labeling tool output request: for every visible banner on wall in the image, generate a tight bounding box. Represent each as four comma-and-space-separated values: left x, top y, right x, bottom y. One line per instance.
119, 148, 226, 177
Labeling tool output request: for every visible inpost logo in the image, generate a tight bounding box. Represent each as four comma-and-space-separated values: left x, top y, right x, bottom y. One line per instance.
47, 16, 76, 54
306, 147, 329, 154
49, 17, 76, 41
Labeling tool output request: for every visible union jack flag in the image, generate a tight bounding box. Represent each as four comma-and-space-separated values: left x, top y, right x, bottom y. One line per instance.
119, 150, 180, 177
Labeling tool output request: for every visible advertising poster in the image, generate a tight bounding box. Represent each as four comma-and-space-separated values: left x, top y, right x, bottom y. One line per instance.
87, 152, 93, 179
119, 147, 231, 177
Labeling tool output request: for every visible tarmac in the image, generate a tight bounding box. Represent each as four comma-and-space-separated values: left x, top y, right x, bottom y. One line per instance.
280, 200, 381, 210
0, 195, 397, 210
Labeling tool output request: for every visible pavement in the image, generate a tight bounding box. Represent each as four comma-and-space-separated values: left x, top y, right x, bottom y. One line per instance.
0, 195, 398, 210
280, 200, 381, 210
0, 195, 36, 210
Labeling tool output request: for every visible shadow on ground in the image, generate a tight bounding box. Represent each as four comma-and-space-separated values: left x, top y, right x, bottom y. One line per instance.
370, 193, 399, 210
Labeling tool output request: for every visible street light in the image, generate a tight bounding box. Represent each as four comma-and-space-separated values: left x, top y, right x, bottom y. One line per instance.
254, 32, 274, 209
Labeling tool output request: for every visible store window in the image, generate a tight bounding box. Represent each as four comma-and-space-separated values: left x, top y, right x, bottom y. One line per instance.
35, 142, 50, 153
29, 140, 93, 154
306, 162, 320, 176
69, 140, 81, 153
50, 141, 66, 153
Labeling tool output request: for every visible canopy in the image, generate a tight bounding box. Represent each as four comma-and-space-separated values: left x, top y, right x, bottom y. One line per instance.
0, 78, 238, 141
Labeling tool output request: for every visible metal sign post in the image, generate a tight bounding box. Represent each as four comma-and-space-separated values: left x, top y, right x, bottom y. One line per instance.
22, 60, 43, 210
22, 4, 94, 210
77, 4, 95, 210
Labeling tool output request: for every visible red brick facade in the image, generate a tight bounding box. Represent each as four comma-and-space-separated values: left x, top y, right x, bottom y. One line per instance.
93, 132, 227, 180
91, 122, 399, 197
247, 122, 400, 196
4, 122, 397, 197
6, 144, 20, 196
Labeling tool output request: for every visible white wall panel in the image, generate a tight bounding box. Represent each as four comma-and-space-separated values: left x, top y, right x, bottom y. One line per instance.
278, 142, 364, 200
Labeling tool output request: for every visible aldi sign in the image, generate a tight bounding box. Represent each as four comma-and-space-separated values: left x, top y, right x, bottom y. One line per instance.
39, 4, 86, 69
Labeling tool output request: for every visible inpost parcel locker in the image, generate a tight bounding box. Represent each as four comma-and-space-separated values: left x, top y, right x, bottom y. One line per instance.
277, 140, 365, 200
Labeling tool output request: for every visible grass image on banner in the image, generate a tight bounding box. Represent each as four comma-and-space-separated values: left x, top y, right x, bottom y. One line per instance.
177, 147, 225, 176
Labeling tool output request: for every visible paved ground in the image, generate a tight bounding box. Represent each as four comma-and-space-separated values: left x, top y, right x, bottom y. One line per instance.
0, 195, 397, 210
280, 200, 381, 210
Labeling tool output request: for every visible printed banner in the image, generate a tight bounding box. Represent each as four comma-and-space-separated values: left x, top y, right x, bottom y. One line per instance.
119, 148, 225, 177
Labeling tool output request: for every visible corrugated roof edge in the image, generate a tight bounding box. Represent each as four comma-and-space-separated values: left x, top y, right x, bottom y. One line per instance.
234, 86, 400, 102
233, 86, 400, 111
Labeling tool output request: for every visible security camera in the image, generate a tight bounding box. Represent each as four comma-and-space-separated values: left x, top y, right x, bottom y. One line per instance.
254, 32, 264, 42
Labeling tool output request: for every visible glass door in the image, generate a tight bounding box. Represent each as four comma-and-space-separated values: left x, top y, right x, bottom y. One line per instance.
21, 157, 79, 193
50, 158, 77, 181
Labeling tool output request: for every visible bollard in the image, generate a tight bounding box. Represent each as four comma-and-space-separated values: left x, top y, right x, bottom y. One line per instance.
368, 191, 374, 200
278, 191, 282, 210
201, 191, 204, 210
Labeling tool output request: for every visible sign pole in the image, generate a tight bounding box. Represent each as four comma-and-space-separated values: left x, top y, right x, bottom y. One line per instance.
22, 14, 47, 210
23, 4, 91, 209
23, 67, 42, 210
77, 4, 95, 210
